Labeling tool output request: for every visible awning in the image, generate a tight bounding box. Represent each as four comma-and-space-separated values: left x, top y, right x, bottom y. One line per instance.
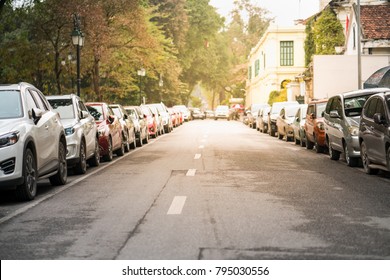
363, 66, 390, 89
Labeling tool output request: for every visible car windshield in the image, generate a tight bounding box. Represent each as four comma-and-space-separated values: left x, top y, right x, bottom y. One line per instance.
344, 95, 371, 117
316, 103, 327, 118
87, 105, 103, 121
386, 96, 390, 112
0, 90, 23, 119
285, 106, 300, 117
48, 99, 75, 119
111, 107, 123, 118
216, 106, 228, 112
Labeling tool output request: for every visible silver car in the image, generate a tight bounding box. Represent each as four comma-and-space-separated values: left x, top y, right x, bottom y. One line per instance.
324, 88, 389, 167
47, 94, 100, 174
0, 83, 67, 200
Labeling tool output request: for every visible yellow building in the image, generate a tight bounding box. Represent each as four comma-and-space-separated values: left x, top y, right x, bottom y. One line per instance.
246, 24, 307, 105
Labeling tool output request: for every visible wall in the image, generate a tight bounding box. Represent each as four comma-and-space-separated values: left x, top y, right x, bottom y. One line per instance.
313, 54, 390, 99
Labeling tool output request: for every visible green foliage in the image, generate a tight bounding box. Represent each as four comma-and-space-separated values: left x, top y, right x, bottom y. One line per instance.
268, 89, 287, 105
304, 7, 345, 65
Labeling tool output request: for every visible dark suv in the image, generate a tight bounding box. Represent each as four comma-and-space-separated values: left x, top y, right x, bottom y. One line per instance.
359, 90, 390, 174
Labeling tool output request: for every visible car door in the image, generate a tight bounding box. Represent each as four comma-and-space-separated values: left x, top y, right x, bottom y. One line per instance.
326, 97, 344, 151
26, 88, 60, 174
78, 100, 96, 157
360, 97, 378, 159
305, 104, 315, 141
370, 98, 388, 164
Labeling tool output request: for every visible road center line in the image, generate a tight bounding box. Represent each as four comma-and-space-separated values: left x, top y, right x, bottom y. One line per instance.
186, 169, 196, 176
167, 196, 187, 215
194, 154, 201, 159
198, 145, 204, 149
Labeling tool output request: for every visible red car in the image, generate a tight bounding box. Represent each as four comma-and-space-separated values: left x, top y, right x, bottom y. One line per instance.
86, 102, 124, 161
140, 105, 158, 138
304, 99, 328, 153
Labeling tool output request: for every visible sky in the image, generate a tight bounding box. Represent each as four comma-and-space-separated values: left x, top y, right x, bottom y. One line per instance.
209, 0, 320, 26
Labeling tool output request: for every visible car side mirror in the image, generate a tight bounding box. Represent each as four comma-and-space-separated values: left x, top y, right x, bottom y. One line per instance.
79, 110, 88, 119
373, 113, 386, 125
329, 110, 340, 119
310, 113, 315, 119
108, 115, 115, 124
31, 108, 43, 124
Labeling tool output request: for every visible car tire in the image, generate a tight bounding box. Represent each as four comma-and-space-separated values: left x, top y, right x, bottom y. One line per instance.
116, 140, 125, 156
314, 135, 323, 153
143, 132, 149, 144
123, 132, 130, 153
278, 131, 283, 140
130, 131, 136, 149
74, 140, 87, 175
103, 137, 113, 162
344, 143, 358, 167
361, 141, 379, 175
88, 137, 100, 167
306, 133, 314, 150
15, 148, 37, 201
49, 140, 67, 186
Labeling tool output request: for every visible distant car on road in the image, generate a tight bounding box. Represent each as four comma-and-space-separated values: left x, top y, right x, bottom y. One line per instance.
214, 105, 229, 120
359, 90, 390, 174
304, 99, 327, 153
124, 105, 149, 146
291, 104, 308, 146
246, 103, 270, 129
268, 101, 299, 137
0, 82, 67, 201
47, 94, 100, 174
276, 104, 302, 141
110, 104, 137, 152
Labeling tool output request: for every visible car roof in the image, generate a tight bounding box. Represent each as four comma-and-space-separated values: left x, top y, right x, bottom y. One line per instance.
308, 98, 328, 104
335, 88, 390, 99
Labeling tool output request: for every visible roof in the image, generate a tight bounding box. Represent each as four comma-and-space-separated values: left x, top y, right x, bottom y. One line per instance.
360, 4, 390, 40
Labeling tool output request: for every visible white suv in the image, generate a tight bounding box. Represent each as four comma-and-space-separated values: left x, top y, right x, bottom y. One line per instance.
0, 83, 67, 200
47, 94, 100, 174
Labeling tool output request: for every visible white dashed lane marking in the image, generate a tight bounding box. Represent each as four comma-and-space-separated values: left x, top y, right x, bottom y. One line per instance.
194, 154, 201, 159
186, 169, 196, 176
167, 196, 187, 215
198, 145, 204, 149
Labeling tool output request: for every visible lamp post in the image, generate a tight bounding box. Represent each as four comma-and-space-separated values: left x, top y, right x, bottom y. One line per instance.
71, 14, 84, 97
137, 68, 146, 104
357, 0, 362, 89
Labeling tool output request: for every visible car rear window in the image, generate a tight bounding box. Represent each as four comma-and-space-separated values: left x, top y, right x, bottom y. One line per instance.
48, 98, 75, 119
0, 90, 23, 119
344, 95, 371, 117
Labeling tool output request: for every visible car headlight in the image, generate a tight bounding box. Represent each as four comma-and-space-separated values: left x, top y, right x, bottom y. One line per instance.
349, 125, 359, 136
0, 131, 20, 147
64, 127, 75, 136
316, 122, 325, 130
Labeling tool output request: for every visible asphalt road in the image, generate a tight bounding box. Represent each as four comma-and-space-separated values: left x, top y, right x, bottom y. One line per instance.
0, 119, 389, 260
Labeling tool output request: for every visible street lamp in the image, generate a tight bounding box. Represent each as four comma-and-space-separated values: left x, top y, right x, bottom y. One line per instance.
71, 14, 84, 97
357, 0, 362, 89
137, 68, 146, 104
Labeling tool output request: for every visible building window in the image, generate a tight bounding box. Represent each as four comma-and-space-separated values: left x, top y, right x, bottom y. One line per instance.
280, 41, 294, 66
255, 59, 260, 76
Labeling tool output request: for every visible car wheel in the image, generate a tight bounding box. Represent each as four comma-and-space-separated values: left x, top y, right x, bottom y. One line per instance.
284, 130, 290, 142
103, 137, 113, 162
116, 139, 125, 156
49, 140, 67, 186
344, 143, 358, 167
88, 137, 100, 167
278, 131, 283, 140
74, 140, 87, 174
314, 135, 323, 153
387, 147, 390, 171
300, 131, 306, 147
15, 148, 37, 201
306, 134, 314, 150
361, 141, 379, 175
123, 132, 130, 153
143, 132, 149, 144
130, 131, 136, 149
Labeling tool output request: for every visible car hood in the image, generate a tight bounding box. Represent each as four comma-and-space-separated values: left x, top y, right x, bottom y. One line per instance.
0, 118, 27, 135
347, 116, 360, 126
60, 119, 78, 128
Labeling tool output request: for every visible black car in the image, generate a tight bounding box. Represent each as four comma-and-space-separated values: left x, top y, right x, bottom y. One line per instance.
359, 90, 390, 174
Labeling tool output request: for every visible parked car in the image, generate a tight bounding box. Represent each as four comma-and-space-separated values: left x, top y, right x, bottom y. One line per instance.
214, 105, 230, 120
124, 105, 149, 146
146, 104, 165, 135
190, 107, 205, 120
86, 102, 124, 162
205, 110, 215, 119
257, 106, 271, 133
276, 104, 302, 141
148, 103, 173, 133
173, 105, 191, 122
304, 99, 328, 153
247, 103, 270, 129
110, 104, 137, 152
47, 94, 100, 174
140, 105, 158, 138
291, 104, 308, 146
324, 88, 388, 167
268, 101, 299, 137
0, 83, 67, 200
359, 90, 390, 174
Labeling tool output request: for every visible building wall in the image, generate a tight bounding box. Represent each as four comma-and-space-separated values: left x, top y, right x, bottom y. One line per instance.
313, 54, 390, 99
246, 24, 306, 105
